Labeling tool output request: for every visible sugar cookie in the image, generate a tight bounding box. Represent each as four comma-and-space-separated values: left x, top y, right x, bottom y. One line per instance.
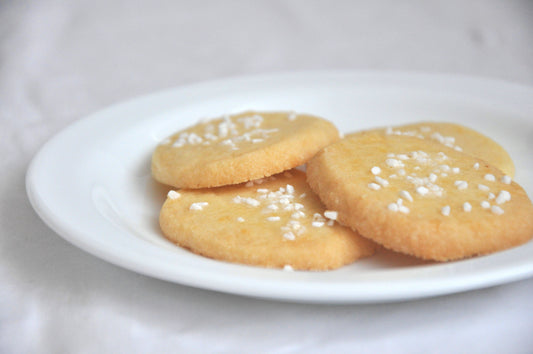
307, 133, 533, 261
152, 111, 340, 189
348, 122, 515, 176
159, 170, 377, 270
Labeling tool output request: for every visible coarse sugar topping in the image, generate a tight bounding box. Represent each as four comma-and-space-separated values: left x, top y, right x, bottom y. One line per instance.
167, 190, 181, 199
365, 148, 512, 217
164, 113, 292, 151
399, 190, 413, 202
501, 175, 512, 184
484, 174, 496, 182
229, 174, 336, 239
495, 190, 511, 204
190, 202, 208, 210
371, 166, 381, 175
385, 125, 464, 151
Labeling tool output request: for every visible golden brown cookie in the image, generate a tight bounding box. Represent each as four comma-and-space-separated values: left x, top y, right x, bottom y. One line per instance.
152, 111, 340, 189
307, 133, 533, 261
347, 122, 515, 177
159, 170, 377, 270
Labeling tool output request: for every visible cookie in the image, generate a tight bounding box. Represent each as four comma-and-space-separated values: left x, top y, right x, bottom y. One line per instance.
348, 122, 515, 177
152, 111, 340, 189
307, 133, 533, 261
159, 170, 377, 270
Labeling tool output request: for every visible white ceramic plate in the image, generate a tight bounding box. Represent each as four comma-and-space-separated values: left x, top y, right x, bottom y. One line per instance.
26, 71, 533, 304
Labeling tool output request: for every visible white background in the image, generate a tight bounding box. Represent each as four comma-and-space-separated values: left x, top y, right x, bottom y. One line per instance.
2, 1, 533, 353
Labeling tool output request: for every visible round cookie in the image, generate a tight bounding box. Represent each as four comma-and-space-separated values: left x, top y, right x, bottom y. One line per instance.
348, 122, 515, 177
159, 170, 377, 270
307, 133, 533, 261
152, 111, 340, 189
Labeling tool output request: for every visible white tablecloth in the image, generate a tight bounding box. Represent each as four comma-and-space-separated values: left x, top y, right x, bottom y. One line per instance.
2, 1, 533, 352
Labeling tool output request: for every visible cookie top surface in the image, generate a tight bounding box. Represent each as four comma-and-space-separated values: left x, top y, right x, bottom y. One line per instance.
307, 133, 533, 261
348, 122, 515, 177
152, 111, 340, 188
159, 170, 376, 270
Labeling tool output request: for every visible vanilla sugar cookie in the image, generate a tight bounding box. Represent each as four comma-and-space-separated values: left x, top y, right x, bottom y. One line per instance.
159, 170, 376, 270
307, 133, 533, 261
152, 111, 340, 189
348, 122, 515, 177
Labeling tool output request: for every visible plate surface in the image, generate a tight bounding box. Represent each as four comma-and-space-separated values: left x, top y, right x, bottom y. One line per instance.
26, 71, 533, 303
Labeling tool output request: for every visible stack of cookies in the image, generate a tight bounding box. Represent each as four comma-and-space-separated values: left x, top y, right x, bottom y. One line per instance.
152, 111, 533, 270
